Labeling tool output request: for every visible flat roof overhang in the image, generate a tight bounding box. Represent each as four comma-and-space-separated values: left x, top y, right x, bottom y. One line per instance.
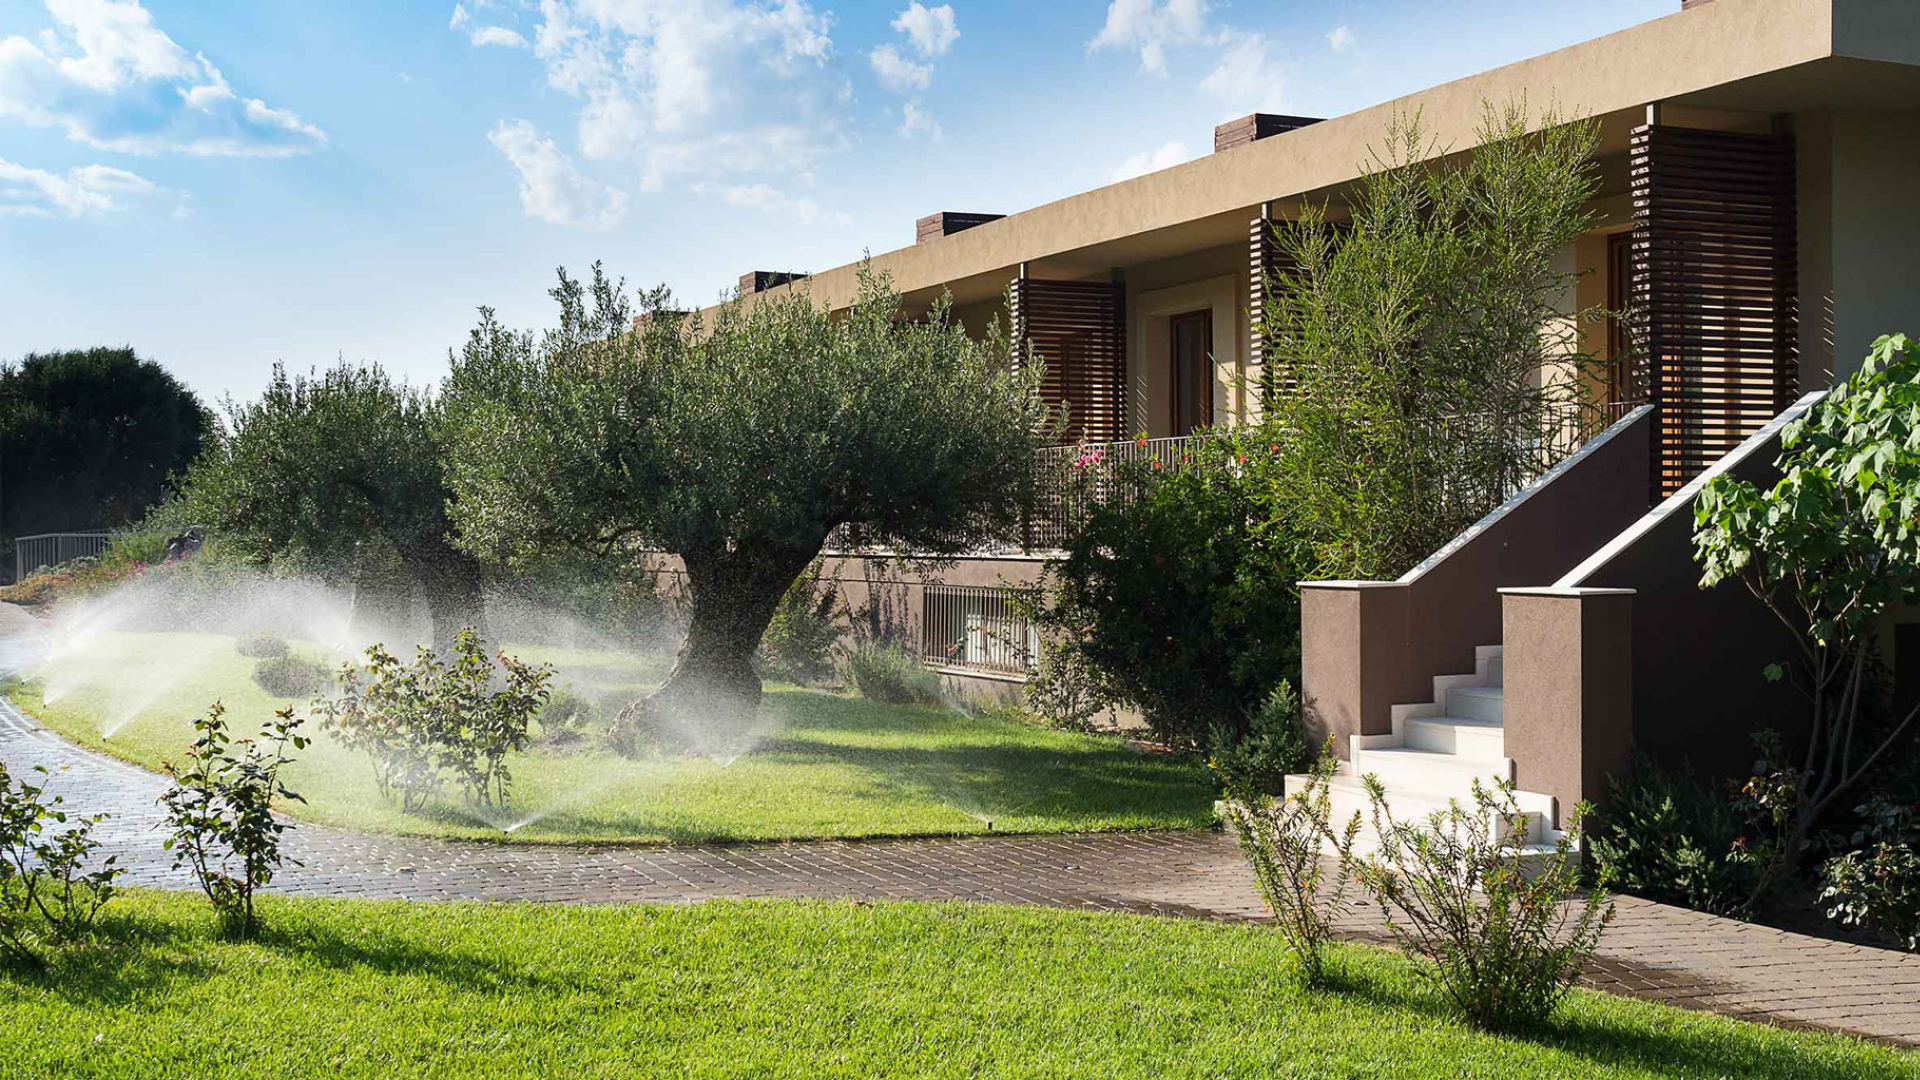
702, 0, 1920, 317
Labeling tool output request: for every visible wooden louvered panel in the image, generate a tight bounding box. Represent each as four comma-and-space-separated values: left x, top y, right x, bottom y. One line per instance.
1013, 277, 1127, 444
1629, 123, 1798, 502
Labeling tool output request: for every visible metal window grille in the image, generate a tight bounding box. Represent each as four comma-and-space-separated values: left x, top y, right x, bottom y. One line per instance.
919, 584, 1039, 678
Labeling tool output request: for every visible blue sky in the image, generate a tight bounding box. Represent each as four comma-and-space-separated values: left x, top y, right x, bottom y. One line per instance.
0, 0, 1674, 404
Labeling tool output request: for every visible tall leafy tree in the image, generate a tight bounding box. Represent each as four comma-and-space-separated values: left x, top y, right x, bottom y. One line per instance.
1258, 103, 1605, 579
443, 265, 1048, 747
183, 363, 488, 649
0, 347, 209, 559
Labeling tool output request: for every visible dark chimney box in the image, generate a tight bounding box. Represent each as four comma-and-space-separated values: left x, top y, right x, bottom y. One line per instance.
1213, 113, 1324, 154
738, 270, 806, 295
916, 211, 1005, 243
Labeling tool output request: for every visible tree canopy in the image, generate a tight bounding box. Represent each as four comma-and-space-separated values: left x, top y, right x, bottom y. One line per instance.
443, 264, 1049, 749
0, 347, 209, 562
182, 362, 486, 648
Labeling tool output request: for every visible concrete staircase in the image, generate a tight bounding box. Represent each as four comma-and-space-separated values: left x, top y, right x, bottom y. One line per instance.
1284, 645, 1563, 856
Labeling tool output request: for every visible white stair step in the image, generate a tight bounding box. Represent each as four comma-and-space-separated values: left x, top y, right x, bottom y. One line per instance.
1402, 714, 1506, 759
1486, 656, 1504, 687
1445, 685, 1505, 723
1354, 746, 1513, 792
1282, 772, 1547, 848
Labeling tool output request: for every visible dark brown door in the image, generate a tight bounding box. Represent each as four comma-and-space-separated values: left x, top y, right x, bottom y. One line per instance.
1170, 310, 1213, 436
1606, 231, 1636, 405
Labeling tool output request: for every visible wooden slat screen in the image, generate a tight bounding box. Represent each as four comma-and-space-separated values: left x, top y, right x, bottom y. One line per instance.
1629, 123, 1798, 501
1013, 277, 1127, 444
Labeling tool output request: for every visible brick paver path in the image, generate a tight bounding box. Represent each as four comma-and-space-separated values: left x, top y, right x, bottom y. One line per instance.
3, 605, 1917, 1047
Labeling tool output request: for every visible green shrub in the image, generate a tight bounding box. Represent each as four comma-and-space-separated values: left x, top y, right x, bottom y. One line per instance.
250, 654, 330, 698
1046, 433, 1304, 750
1012, 586, 1114, 732
1819, 796, 1920, 952
159, 704, 306, 938
539, 686, 598, 730
1588, 756, 1761, 916
1221, 741, 1358, 986
316, 630, 552, 811
1354, 779, 1614, 1033
846, 642, 944, 707
759, 563, 844, 685
1208, 681, 1310, 796
0, 762, 121, 967
235, 629, 290, 659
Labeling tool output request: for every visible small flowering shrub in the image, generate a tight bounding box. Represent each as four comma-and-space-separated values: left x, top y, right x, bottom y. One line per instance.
1221, 740, 1358, 986
160, 703, 307, 938
0, 763, 121, 967
317, 629, 552, 811
1354, 778, 1613, 1032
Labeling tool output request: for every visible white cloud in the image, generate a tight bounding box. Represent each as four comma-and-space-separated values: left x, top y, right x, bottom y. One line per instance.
1327, 25, 1355, 54
717, 181, 849, 225
869, 44, 930, 94
1107, 140, 1188, 183
1200, 33, 1282, 114
0, 0, 326, 156
523, 1, 845, 193
899, 99, 940, 140
1088, 0, 1208, 77
0, 155, 154, 216
450, 4, 529, 48
891, 3, 958, 58
487, 119, 628, 229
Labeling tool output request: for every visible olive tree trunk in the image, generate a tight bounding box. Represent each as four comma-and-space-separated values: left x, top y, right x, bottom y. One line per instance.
641, 544, 820, 754
412, 548, 492, 654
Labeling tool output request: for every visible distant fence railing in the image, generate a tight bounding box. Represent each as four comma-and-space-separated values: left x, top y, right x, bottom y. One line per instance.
13, 531, 110, 583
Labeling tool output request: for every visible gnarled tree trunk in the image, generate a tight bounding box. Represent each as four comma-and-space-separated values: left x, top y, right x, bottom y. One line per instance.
636, 543, 820, 759
411, 547, 492, 654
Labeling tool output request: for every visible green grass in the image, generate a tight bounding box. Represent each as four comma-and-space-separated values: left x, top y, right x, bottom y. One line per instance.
1, 891, 1911, 1079
11, 631, 1213, 844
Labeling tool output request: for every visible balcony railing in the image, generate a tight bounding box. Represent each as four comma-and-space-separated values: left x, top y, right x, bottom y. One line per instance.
826, 398, 1636, 558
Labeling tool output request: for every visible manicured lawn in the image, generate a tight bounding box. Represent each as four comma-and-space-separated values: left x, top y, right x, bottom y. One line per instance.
11, 631, 1213, 844
1, 891, 1910, 1079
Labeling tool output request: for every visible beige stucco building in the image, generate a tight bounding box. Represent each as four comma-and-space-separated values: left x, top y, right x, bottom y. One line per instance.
692, 0, 1920, 834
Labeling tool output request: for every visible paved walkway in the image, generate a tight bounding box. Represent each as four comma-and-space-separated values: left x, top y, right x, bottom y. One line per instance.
3, 604, 1918, 1048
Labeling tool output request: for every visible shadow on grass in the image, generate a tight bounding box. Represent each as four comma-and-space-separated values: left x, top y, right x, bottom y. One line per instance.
251, 917, 574, 997
1315, 944, 1896, 1078
1, 909, 215, 1007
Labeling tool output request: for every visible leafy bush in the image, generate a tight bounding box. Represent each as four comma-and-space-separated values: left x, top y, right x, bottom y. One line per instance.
1220, 742, 1358, 986
235, 629, 290, 659
1588, 756, 1761, 916
317, 630, 553, 811
1010, 585, 1114, 732
1354, 779, 1614, 1032
0, 763, 120, 967
758, 562, 844, 685
1208, 681, 1310, 797
159, 703, 307, 938
535, 686, 599, 754
1046, 433, 1304, 750
1819, 796, 1920, 951
250, 653, 330, 698
846, 642, 944, 707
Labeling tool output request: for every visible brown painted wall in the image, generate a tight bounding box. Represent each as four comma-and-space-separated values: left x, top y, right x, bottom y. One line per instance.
1503, 589, 1636, 814
1300, 408, 1654, 756
1564, 406, 1816, 787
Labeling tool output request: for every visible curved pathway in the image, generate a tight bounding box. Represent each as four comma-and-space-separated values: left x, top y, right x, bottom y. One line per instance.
3, 604, 1918, 1047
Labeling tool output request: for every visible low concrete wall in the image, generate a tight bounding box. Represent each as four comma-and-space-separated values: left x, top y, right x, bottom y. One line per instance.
1298, 407, 1654, 756
1501, 587, 1636, 813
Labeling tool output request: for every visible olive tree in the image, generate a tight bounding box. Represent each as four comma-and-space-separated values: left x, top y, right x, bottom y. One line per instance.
184, 363, 488, 649
1694, 334, 1920, 905
442, 265, 1048, 745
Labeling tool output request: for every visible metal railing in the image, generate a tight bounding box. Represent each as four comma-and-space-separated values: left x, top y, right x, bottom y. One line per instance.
826, 399, 1637, 560
13, 531, 110, 583
919, 583, 1040, 678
